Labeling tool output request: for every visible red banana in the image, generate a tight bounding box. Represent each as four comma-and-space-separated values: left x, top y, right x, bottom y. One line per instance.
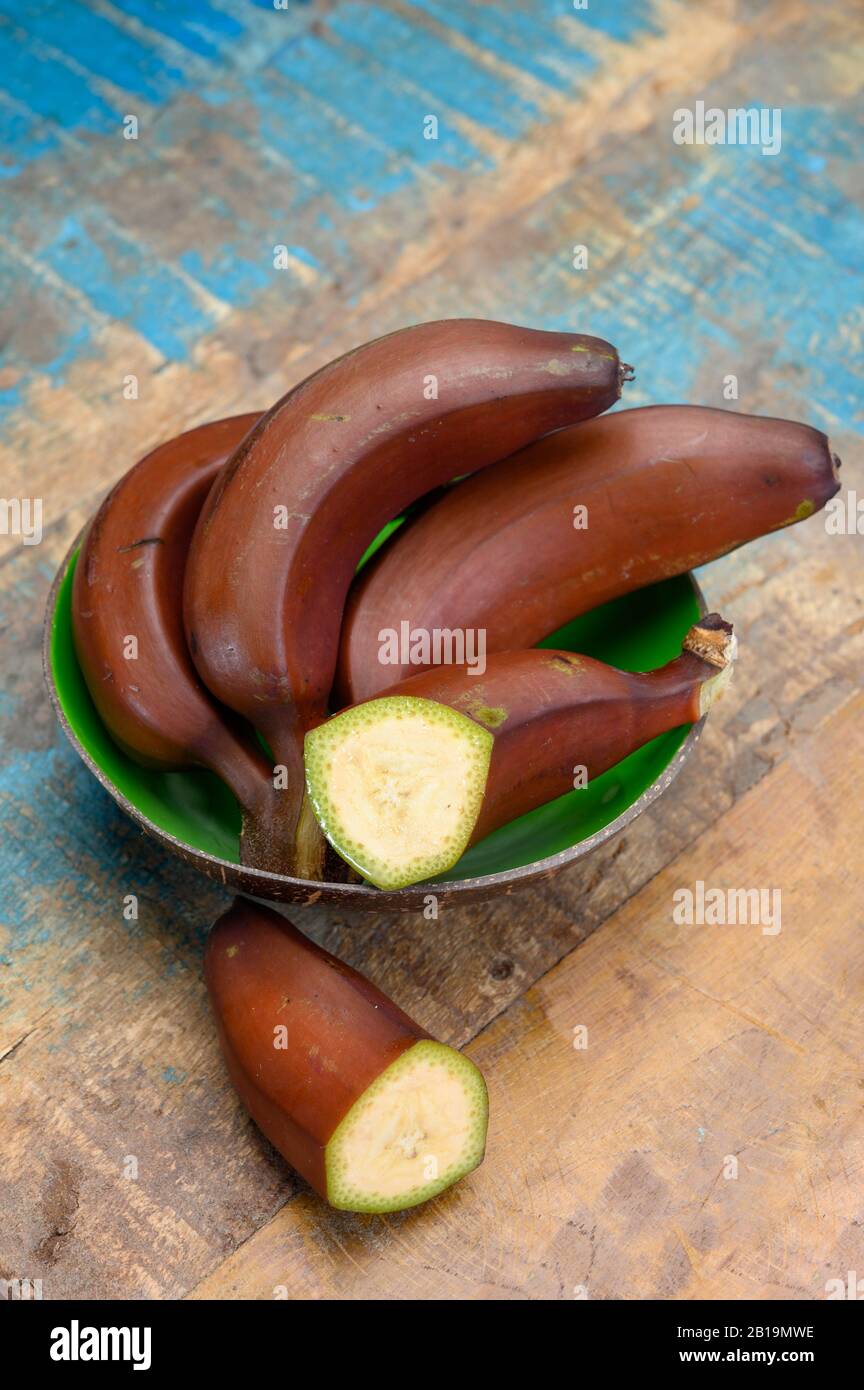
185, 319, 631, 877
71, 414, 294, 869
205, 898, 488, 1212
335, 405, 838, 703
305, 615, 735, 889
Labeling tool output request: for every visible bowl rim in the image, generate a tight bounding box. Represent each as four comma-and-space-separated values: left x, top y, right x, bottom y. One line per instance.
43, 526, 707, 910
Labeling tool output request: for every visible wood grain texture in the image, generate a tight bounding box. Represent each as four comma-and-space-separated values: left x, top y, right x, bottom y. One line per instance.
0, 0, 862, 1299
190, 692, 864, 1301
2, 0, 860, 520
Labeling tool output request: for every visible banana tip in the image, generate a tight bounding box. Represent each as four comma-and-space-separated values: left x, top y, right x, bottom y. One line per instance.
684, 613, 736, 671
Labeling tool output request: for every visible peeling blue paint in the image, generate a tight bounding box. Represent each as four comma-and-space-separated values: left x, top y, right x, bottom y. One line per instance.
326, 2, 540, 139
271, 27, 485, 170
0, 17, 118, 134
179, 245, 274, 305
572, 0, 662, 43
0, 0, 186, 103
0, 245, 95, 415
230, 63, 415, 210
118, 0, 246, 60
286, 244, 322, 271
44, 214, 214, 359
0, 102, 60, 176
410, 0, 598, 90
0, 4, 858, 484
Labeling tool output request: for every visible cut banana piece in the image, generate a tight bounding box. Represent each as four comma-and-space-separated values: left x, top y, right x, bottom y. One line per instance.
206, 899, 490, 1214
326, 1041, 488, 1213
308, 627, 737, 890
305, 696, 493, 889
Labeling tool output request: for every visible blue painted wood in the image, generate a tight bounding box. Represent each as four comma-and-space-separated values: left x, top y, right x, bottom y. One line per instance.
0, 0, 859, 419
0, 0, 187, 102
409, 0, 598, 89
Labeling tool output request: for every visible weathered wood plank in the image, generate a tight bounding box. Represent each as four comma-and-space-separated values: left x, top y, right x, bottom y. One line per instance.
189, 691, 864, 1300
6, 0, 858, 526
1, 499, 860, 1297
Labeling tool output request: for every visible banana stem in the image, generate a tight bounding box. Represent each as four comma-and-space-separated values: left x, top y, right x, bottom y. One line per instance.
195, 727, 298, 873
293, 788, 326, 881
253, 725, 328, 881
239, 791, 300, 875
630, 615, 736, 725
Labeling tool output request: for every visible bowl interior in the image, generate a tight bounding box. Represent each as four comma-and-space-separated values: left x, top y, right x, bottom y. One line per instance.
49, 548, 699, 881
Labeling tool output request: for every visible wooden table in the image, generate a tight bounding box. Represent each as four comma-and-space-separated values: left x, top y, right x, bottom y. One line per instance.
1, 0, 861, 1301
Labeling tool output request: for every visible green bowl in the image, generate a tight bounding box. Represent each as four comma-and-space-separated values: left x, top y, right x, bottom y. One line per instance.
44, 527, 706, 912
